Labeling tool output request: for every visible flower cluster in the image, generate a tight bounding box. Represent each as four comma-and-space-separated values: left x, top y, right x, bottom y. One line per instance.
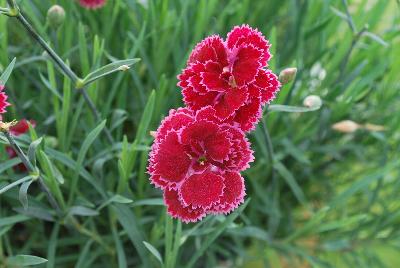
78, 0, 106, 9
148, 25, 281, 223
178, 25, 280, 132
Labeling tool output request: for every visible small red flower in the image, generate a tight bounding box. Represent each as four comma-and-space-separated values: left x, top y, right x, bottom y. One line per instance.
0, 85, 10, 115
78, 0, 106, 9
6, 119, 36, 172
178, 25, 280, 132
148, 108, 252, 222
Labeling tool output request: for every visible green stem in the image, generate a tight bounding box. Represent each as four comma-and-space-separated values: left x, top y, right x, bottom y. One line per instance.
16, 12, 79, 83
3, 131, 63, 217
4, 7, 115, 145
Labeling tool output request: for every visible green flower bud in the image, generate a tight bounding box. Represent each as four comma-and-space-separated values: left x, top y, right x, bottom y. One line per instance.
303, 95, 322, 109
47, 5, 65, 29
279, 67, 297, 85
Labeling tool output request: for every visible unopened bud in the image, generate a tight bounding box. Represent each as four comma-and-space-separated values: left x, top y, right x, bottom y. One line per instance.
303, 95, 322, 109
45, 136, 58, 148
118, 65, 130, 71
47, 5, 65, 29
332, 120, 360, 133
279, 67, 297, 85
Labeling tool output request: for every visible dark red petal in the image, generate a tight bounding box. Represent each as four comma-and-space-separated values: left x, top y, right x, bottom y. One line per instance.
183, 87, 219, 111
164, 188, 206, 223
232, 97, 262, 132
256, 69, 281, 104
79, 0, 106, 9
226, 24, 271, 66
180, 120, 219, 145
214, 88, 248, 120
9, 119, 36, 136
213, 172, 245, 214
156, 108, 194, 142
232, 45, 262, 87
204, 131, 230, 162
180, 172, 224, 208
188, 35, 228, 66
195, 106, 219, 123
153, 132, 191, 184
221, 125, 254, 171
201, 61, 229, 92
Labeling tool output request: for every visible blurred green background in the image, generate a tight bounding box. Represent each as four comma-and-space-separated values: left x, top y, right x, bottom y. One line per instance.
0, 0, 399, 267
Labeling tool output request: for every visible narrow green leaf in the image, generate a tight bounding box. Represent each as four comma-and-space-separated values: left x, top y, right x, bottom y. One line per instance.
81, 59, 140, 87
363, 31, 388, 47
69, 206, 99, 217
112, 204, 150, 267
268, 104, 321, 113
0, 158, 22, 174
143, 241, 163, 265
19, 179, 34, 210
77, 120, 106, 168
0, 57, 16, 84
47, 223, 60, 268
0, 215, 30, 227
7, 255, 48, 266
28, 137, 43, 167
0, 176, 32, 195
274, 161, 307, 206
186, 199, 250, 268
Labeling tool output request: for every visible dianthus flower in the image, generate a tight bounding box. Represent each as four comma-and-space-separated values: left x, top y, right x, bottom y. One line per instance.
78, 0, 106, 9
148, 107, 253, 222
178, 25, 280, 132
6, 119, 36, 172
0, 85, 10, 115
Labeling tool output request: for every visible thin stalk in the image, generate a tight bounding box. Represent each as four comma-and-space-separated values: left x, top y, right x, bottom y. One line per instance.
4, 8, 115, 144
16, 12, 79, 83
3, 131, 63, 217
81, 89, 115, 144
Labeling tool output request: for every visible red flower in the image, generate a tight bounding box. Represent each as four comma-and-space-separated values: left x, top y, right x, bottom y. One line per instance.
6, 119, 36, 172
0, 85, 10, 115
178, 25, 280, 132
148, 108, 252, 222
78, 0, 106, 9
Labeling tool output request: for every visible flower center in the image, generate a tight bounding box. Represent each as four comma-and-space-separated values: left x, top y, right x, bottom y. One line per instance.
198, 155, 207, 165
228, 76, 237, 88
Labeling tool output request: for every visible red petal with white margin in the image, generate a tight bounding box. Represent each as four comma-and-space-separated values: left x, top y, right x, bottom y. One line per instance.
183, 87, 219, 111
152, 131, 191, 184
180, 172, 224, 209
201, 61, 229, 92
256, 69, 281, 104
204, 131, 231, 162
164, 188, 206, 223
226, 24, 271, 66
212, 172, 245, 214
188, 35, 228, 66
180, 120, 219, 145
221, 125, 254, 171
214, 88, 248, 120
232, 45, 262, 87
155, 108, 194, 142
232, 97, 262, 132
0, 85, 10, 114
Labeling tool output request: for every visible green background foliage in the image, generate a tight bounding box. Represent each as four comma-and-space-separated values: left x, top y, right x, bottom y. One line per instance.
0, 0, 399, 267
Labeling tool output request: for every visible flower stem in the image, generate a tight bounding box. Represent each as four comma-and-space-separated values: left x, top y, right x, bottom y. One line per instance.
16, 12, 79, 83
5, 8, 115, 144
3, 131, 63, 217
